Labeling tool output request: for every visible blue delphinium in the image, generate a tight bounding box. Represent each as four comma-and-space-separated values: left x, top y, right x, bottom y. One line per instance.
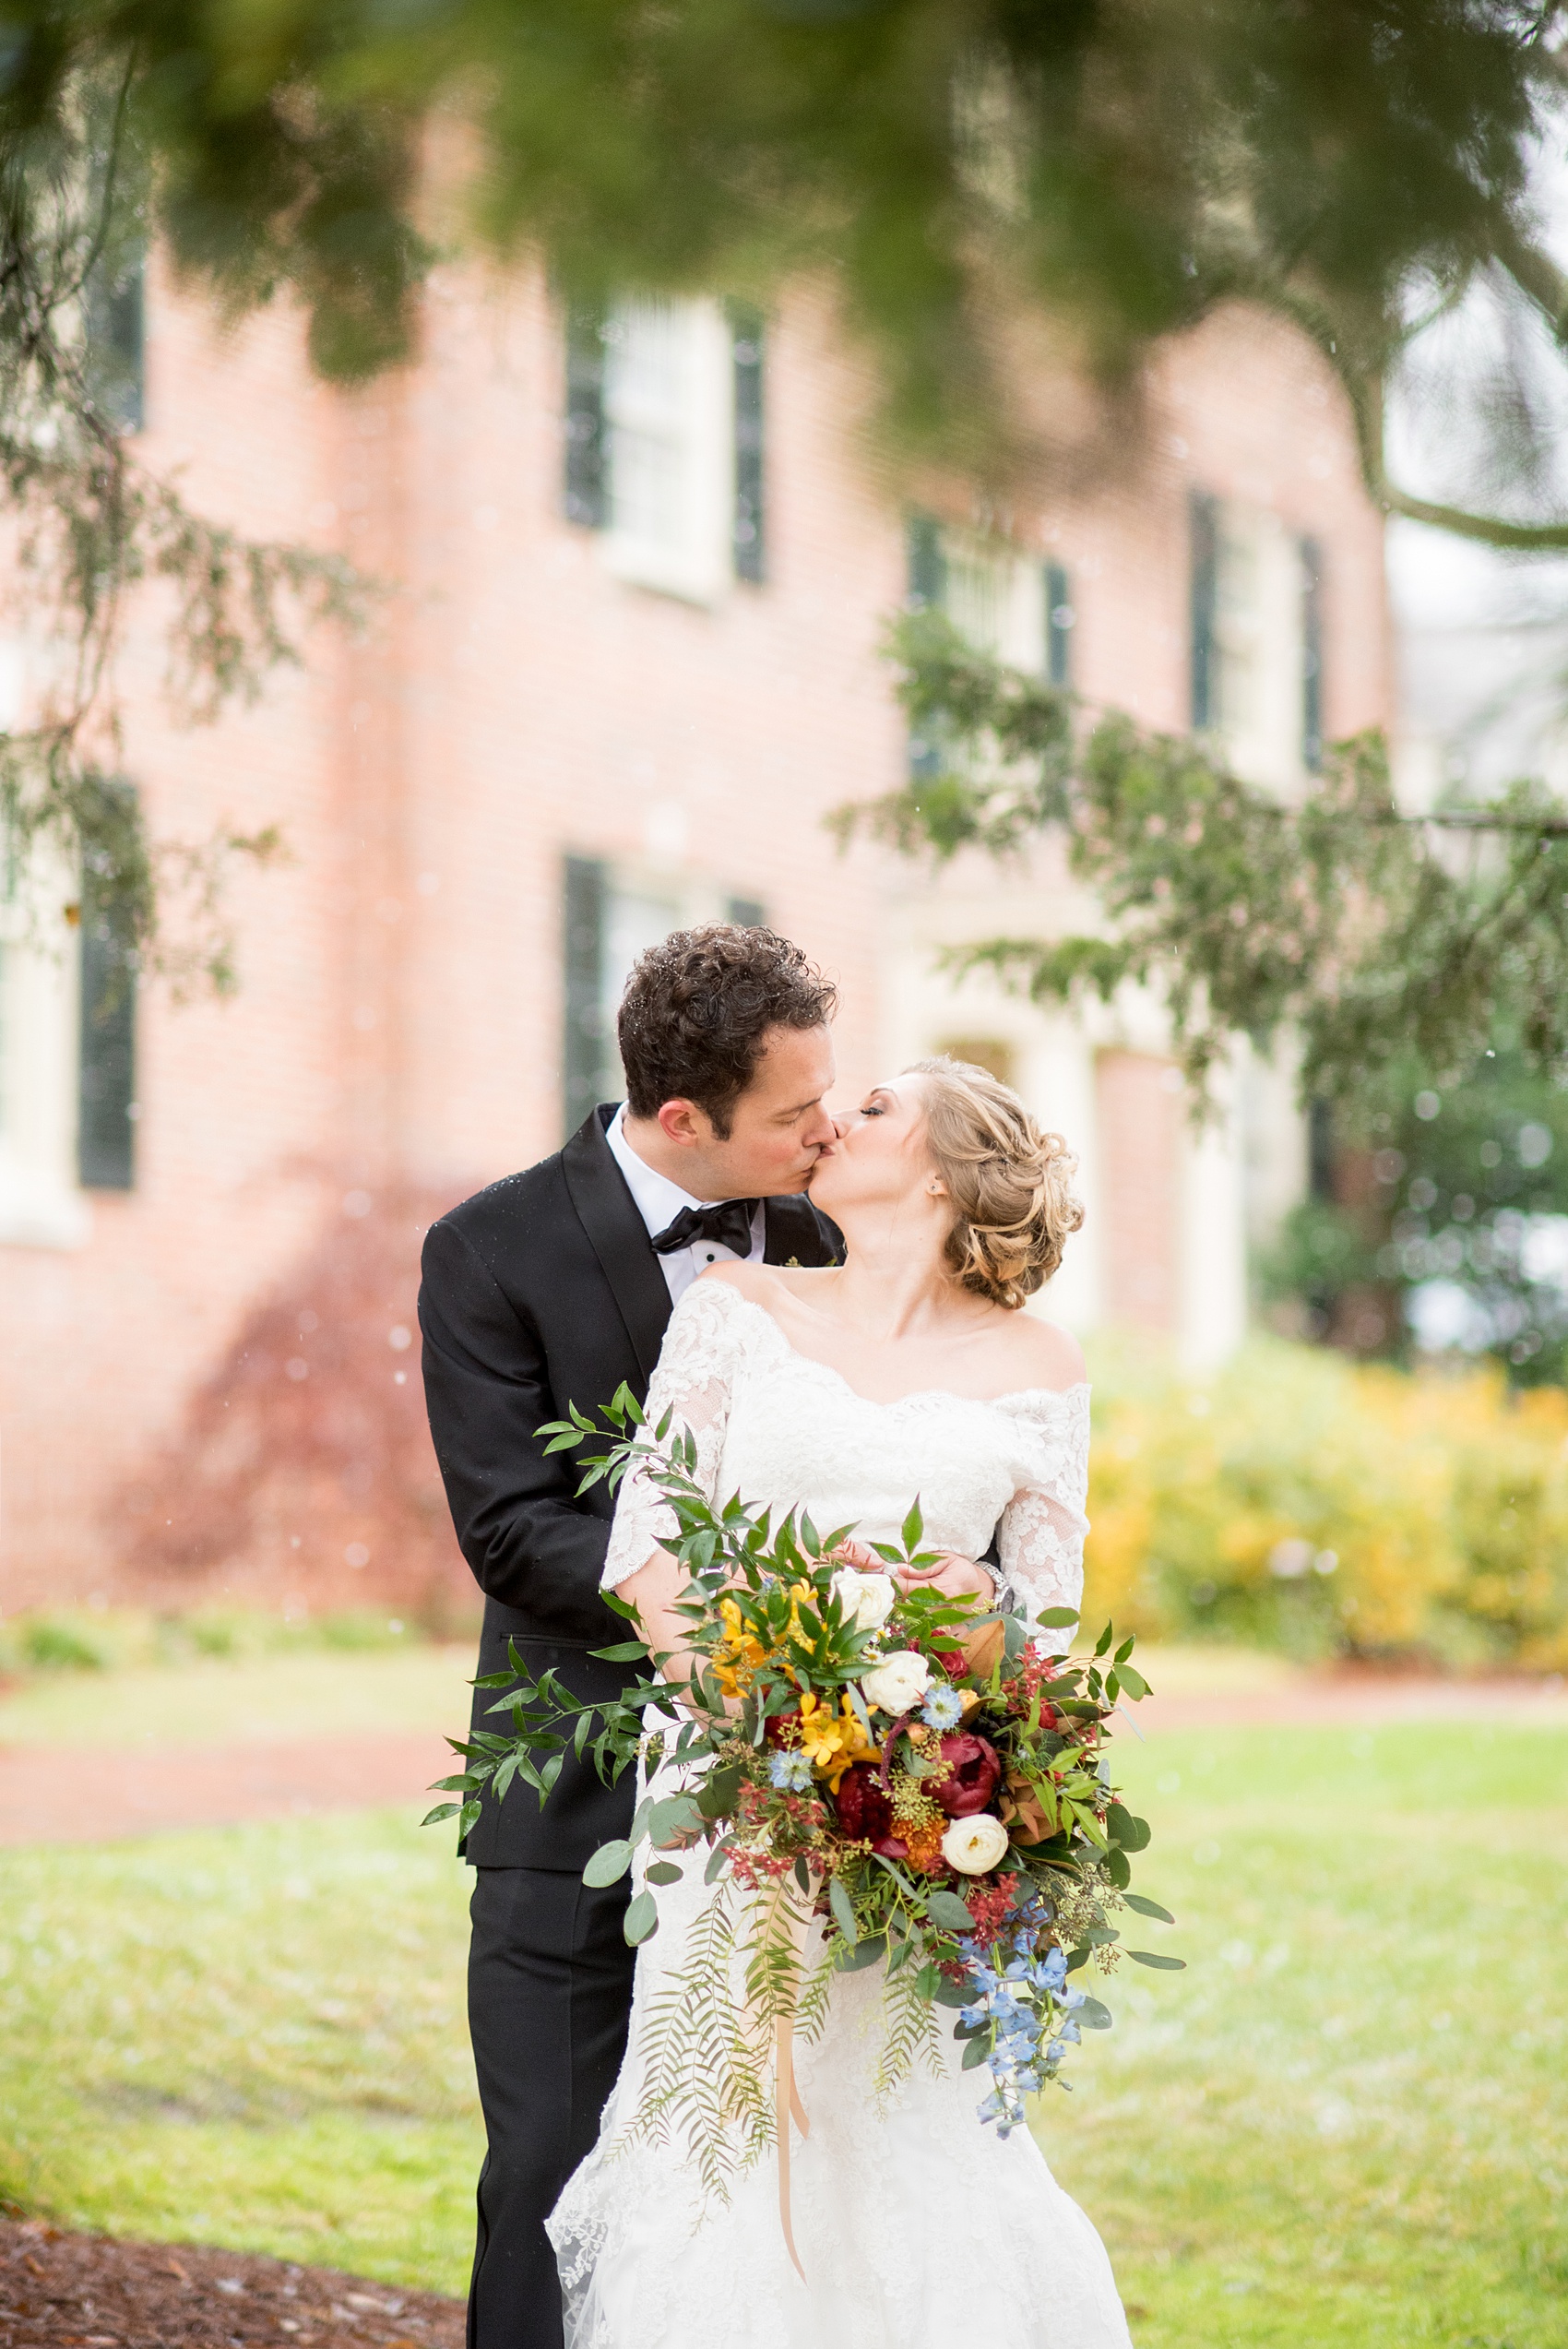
768, 1748, 815, 1793
955, 1901, 1087, 2134
921, 1685, 966, 1732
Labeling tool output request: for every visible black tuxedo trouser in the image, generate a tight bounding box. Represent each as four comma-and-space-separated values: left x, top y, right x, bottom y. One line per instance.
467, 1866, 636, 2349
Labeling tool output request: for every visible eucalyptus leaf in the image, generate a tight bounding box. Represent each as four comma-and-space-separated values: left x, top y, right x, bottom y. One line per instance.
924, 1888, 977, 1933
962, 2033, 992, 2070
838, 1932, 886, 1973
647, 1795, 702, 1844
1123, 1893, 1176, 1923
1077, 1995, 1113, 2030
582, 1838, 634, 1888
1129, 1950, 1187, 1970
645, 1860, 683, 1886
623, 1890, 659, 1946
829, 1875, 859, 1945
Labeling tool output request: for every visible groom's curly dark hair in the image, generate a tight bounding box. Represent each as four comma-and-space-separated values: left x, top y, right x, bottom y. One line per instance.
618, 924, 837, 1137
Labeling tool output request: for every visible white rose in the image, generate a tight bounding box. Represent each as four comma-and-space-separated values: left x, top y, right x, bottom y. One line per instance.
942, 1814, 1010, 1876
831, 1567, 897, 1633
861, 1650, 932, 1713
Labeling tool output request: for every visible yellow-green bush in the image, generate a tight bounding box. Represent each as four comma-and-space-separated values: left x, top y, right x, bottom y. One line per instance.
1084, 1338, 1568, 1668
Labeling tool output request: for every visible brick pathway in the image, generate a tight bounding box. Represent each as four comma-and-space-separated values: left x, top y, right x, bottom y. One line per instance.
0, 1731, 451, 1849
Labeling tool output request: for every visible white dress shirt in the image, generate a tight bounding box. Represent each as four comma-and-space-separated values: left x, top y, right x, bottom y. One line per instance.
605, 1103, 766, 1305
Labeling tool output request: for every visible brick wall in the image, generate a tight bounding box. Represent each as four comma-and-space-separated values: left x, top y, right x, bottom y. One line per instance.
0, 272, 1391, 1613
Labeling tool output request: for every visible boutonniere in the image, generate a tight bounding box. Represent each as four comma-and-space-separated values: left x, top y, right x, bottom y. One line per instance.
785, 1256, 801, 1269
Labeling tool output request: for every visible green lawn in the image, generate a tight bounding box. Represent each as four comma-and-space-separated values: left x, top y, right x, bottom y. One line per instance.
1, 1715, 1564, 2343
0, 1641, 476, 1747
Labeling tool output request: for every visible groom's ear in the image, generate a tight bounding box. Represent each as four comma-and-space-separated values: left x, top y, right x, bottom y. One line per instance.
655, 1098, 711, 1150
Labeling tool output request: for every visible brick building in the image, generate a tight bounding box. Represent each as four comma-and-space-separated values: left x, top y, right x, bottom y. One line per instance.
0, 259, 1393, 1617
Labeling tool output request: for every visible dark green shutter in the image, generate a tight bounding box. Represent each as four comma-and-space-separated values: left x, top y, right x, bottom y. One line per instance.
86, 250, 145, 434
727, 896, 766, 928
907, 513, 947, 611
77, 850, 138, 1191
564, 310, 608, 528
906, 515, 947, 780
731, 308, 766, 584
1301, 535, 1324, 773
1190, 492, 1219, 731
563, 856, 607, 1139
1044, 562, 1073, 686
1308, 1099, 1335, 1201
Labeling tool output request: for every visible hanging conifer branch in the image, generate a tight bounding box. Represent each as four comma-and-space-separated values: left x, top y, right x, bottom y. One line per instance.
0, 60, 372, 981
835, 611, 1568, 1115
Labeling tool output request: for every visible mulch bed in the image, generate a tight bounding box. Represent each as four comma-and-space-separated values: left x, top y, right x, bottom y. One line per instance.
0, 2221, 464, 2349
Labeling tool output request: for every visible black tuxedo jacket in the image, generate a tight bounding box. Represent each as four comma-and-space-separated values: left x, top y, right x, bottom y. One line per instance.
419, 1104, 844, 1869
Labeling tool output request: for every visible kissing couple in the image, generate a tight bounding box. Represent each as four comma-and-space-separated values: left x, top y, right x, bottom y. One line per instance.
419, 922, 1130, 2348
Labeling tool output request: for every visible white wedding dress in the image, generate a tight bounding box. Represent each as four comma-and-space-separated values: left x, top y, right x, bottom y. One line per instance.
546, 1279, 1133, 2349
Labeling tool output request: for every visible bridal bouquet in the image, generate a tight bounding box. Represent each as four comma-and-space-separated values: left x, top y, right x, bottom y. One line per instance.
429, 1388, 1182, 2185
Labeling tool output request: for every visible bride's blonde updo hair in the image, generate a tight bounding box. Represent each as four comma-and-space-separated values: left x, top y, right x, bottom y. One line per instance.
909, 1055, 1085, 1311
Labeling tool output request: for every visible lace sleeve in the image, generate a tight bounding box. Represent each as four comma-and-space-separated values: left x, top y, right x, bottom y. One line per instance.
997, 1387, 1090, 1625
600, 1281, 745, 1591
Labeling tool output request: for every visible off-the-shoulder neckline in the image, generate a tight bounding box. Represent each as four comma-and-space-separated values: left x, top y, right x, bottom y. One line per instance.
683, 1276, 1091, 1414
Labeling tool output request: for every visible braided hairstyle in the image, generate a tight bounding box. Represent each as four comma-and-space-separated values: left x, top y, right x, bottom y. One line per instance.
909, 1055, 1084, 1311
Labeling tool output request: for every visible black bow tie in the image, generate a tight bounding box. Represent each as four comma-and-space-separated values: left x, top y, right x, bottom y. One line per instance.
651, 1199, 758, 1259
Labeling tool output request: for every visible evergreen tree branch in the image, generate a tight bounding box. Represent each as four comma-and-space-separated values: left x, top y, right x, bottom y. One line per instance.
842, 613, 1568, 1117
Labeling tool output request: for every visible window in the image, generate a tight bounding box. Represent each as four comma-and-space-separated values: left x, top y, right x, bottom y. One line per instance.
1191, 493, 1321, 792
86, 248, 145, 434
905, 517, 1072, 776
0, 869, 91, 1248
563, 297, 765, 602
562, 859, 768, 1136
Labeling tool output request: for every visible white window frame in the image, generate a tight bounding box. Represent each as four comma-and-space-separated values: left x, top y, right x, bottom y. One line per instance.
600, 296, 735, 605
1206, 500, 1310, 796
0, 875, 90, 1250
939, 528, 1045, 668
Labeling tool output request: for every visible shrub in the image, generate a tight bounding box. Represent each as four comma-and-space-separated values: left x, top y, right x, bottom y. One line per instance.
1084, 1338, 1568, 1668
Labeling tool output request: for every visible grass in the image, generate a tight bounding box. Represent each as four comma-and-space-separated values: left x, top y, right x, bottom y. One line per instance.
0, 1812, 481, 2291
1047, 1717, 1568, 2348
0, 1642, 476, 1748
1, 1707, 1564, 2340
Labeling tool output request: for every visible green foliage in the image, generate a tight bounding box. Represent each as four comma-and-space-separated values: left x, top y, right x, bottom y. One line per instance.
6, 1, 1568, 546
840, 610, 1568, 1117
1262, 1043, 1568, 1382
0, 54, 365, 972
1083, 1335, 1568, 1669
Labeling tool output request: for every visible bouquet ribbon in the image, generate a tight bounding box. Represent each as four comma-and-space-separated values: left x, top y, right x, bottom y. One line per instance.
752, 1872, 818, 2282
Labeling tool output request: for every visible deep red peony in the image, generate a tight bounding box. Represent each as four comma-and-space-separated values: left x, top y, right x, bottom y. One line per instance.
833, 1762, 906, 1856
931, 1732, 1004, 1818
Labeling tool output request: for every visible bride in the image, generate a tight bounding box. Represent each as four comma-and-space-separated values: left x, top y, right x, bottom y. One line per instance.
546, 1056, 1133, 2348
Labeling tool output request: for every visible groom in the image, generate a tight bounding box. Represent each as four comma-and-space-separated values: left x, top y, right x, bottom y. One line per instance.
419, 924, 847, 2349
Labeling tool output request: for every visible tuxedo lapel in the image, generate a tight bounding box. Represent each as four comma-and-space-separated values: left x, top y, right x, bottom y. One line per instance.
561, 1106, 673, 1386
764, 1193, 844, 1269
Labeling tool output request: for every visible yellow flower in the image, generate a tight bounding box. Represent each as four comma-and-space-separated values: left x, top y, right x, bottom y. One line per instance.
712, 1596, 768, 1698
797, 1691, 880, 1792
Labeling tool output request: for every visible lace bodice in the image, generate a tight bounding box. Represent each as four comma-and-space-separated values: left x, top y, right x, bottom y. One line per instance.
601, 1278, 1089, 1624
